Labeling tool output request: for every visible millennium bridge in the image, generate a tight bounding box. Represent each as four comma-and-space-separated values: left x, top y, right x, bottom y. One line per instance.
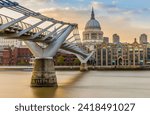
0, 0, 94, 87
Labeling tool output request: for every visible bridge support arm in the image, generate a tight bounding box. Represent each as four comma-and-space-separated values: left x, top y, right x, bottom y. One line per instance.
44, 25, 75, 57
76, 51, 95, 71
24, 41, 43, 57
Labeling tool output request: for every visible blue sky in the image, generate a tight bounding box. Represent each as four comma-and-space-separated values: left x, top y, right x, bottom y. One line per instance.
1, 0, 150, 42
51, 0, 150, 7
54, 0, 150, 10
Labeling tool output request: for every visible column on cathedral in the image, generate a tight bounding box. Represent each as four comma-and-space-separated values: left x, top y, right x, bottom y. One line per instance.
89, 32, 92, 40
97, 33, 99, 40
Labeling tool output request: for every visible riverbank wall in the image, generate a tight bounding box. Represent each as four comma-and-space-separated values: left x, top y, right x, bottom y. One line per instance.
0, 66, 150, 71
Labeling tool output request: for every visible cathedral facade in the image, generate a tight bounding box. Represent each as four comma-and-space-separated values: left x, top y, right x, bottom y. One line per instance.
82, 8, 103, 51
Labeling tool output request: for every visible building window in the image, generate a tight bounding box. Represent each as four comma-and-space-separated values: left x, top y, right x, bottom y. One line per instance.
91, 33, 97, 40
85, 34, 89, 40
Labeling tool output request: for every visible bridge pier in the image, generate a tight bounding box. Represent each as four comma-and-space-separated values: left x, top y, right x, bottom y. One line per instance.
31, 58, 57, 87
23, 25, 75, 87
80, 63, 88, 71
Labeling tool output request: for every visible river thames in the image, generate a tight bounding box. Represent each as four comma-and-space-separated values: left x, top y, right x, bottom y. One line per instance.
0, 70, 150, 98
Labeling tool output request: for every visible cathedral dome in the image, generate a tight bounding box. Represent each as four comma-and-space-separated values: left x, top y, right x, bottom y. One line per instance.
85, 8, 101, 30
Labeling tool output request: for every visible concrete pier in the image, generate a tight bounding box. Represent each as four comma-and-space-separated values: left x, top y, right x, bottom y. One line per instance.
80, 63, 88, 71
31, 58, 57, 87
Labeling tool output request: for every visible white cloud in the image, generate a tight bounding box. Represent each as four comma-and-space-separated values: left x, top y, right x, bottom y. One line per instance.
112, 0, 118, 5
91, 1, 116, 9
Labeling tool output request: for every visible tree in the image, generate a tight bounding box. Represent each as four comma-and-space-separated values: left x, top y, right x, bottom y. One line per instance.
57, 56, 65, 65
17, 60, 28, 65
73, 58, 80, 65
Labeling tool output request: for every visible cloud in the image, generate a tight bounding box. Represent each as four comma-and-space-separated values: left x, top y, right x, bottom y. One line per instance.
91, 1, 116, 9
90, 1, 127, 15
90, 1, 150, 16
112, 0, 118, 5
38, 6, 150, 43
13, 0, 56, 10
39, 7, 89, 30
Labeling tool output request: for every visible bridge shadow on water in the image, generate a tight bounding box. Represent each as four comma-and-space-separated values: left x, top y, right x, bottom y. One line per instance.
31, 71, 89, 98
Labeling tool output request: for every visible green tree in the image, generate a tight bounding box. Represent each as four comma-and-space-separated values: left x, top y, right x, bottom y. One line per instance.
57, 56, 65, 65
73, 58, 80, 65
17, 60, 28, 65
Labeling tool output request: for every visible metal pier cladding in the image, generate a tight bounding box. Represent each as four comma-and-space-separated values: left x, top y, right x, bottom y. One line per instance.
0, 0, 94, 87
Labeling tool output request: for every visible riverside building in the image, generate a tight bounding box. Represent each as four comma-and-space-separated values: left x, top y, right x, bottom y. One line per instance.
0, 37, 22, 48
95, 38, 150, 67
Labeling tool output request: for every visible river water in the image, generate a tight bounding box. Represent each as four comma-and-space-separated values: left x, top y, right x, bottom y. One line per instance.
0, 70, 150, 98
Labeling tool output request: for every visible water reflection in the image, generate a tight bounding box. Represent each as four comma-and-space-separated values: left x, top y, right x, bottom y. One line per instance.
59, 71, 89, 87
31, 87, 58, 98
31, 71, 88, 98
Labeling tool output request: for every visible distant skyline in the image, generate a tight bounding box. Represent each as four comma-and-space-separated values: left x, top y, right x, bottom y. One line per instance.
2, 0, 150, 43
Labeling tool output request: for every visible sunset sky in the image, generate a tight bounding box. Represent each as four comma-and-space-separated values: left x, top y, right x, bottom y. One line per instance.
2, 0, 150, 43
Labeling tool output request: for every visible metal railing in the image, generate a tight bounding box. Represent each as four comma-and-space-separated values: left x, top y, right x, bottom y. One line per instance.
0, 14, 50, 37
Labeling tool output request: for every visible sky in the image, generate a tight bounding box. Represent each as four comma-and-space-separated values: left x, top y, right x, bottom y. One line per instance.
1, 0, 150, 43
